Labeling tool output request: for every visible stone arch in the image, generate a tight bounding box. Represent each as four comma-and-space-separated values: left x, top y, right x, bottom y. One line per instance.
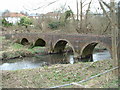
53, 39, 75, 54
21, 38, 29, 45
34, 38, 46, 47
80, 41, 112, 62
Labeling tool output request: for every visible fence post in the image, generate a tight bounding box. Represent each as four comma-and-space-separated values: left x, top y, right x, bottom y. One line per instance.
110, 0, 118, 75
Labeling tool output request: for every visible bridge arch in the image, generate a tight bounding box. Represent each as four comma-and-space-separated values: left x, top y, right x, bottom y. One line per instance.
34, 38, 46, 47
53, 39, 75, 54
80, 41, 112, 62
21, 38, 29, 45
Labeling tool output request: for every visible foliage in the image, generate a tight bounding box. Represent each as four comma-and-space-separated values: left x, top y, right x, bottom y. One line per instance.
18, 16, 32, 28
64, 10, 73, 22
48, 21, 65, 29
48, 10, 73, 30
2, 18, 13, 27
0, 36, 5, 41
12, 43, 24, 50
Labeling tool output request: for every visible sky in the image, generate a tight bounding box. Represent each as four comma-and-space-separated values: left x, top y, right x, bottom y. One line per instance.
0, 0, 119, 14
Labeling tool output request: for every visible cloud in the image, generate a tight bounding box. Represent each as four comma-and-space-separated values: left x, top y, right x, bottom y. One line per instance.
0, 0, 119, 14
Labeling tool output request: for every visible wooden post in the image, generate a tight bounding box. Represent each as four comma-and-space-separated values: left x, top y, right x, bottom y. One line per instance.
80, 0, 83, 31
110, 0, 118, 68
85, 0, 92, 28
118, 2, 120, 62
118, 2, 120, 30
76, 0, 79, 21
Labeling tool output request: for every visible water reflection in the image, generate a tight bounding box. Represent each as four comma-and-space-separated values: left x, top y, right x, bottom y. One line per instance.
93, 50, 111, 62
0, 50, 111, 70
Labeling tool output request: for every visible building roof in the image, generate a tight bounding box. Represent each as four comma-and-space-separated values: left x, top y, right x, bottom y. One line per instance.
45, 12, 58, 16
4, 12, 26, 17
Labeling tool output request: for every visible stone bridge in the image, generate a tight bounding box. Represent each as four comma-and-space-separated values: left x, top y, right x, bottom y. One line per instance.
7, 33, 119, 61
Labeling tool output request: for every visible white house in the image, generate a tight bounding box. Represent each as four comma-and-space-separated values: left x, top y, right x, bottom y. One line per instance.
4, 12, 26, 24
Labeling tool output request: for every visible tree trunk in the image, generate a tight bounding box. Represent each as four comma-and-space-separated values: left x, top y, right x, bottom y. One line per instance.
110, 0, 118, 75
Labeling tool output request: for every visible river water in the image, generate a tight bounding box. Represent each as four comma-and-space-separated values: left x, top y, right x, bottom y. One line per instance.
0, 50, 111, 70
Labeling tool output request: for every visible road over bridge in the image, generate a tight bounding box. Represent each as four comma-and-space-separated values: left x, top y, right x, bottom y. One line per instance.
7, 33, 119, 61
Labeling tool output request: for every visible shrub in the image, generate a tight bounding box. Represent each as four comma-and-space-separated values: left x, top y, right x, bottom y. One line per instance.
18, 16, 32, 28
48, 21, 65, 29
2, 18, 13, 27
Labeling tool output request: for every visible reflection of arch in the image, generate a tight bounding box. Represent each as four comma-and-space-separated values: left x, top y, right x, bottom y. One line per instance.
81, 41, 111, 62
34, 38, 46, 47
21, 38, 29, 45
53, 39, 75, 54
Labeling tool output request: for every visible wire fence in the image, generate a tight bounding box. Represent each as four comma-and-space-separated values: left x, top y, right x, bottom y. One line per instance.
43, 66, 119, 89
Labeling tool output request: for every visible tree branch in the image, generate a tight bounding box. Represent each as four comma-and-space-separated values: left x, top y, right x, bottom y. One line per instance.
23, 0, 60, 11
85, 0, 92, 27
68, 6, 75, 21
99, 1, 112, 23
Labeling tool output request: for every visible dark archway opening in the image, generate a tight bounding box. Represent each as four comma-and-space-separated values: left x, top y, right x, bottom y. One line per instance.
53, 40, 73, 54
53, 40, 74, 64
21, 38, 29, 45
54, 40, 67, 53
34, 38, 46, 47
81, 43, 111, 62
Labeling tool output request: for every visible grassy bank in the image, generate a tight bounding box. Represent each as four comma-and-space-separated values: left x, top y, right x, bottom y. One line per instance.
2, 59, 118, 88
1, 36, 48, 60
1, 44, 47, 60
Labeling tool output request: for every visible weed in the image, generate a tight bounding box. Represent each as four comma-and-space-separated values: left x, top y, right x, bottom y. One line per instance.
0, 36, 5, 41
12, 43, 24, 49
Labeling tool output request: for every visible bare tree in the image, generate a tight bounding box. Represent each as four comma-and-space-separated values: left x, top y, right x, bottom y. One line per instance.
98, 0, 118, 69
85, 0, 92, 28
80, 0, 83, 31
23, 0, 60, 11
76, 0, 79, 21
110, 0, 118, 68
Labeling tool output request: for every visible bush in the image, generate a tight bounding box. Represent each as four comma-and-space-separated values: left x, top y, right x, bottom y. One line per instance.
48, 21, 65, 29
18, 16, 32, 28
2, 18, 13, 27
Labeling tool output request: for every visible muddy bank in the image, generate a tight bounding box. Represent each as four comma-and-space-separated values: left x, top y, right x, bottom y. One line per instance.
1, 49, 48, 60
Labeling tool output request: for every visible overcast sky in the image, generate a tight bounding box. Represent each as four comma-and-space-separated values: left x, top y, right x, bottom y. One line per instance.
0, 0, 119, 14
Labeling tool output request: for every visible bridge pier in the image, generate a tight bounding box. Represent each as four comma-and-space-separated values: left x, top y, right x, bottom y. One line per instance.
81, 54, 93, 62
73, 54, 93, 62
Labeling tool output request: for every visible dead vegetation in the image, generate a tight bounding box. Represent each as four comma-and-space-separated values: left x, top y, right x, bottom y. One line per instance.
2, 59, 118, 88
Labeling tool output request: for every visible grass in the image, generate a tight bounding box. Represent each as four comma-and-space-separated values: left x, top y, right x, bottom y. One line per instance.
11, 43, 46, 53
11, 43, 24, 50
28, 47, 46, 53
0, 36, 5, 41
102, 79, 118, 88
2, 59, 118, 88
1, 40, 47, 60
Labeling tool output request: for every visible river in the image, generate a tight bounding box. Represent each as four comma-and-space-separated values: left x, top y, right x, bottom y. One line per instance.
0, 50, 111, 70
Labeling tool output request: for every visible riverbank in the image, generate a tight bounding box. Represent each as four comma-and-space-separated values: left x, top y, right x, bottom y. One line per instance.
1, 46, 48, 60
2, 59, 118, 88
1, 35, 48, 60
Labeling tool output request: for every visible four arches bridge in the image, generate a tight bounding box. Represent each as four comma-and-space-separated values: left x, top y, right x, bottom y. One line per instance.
8, 33, 118, 61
